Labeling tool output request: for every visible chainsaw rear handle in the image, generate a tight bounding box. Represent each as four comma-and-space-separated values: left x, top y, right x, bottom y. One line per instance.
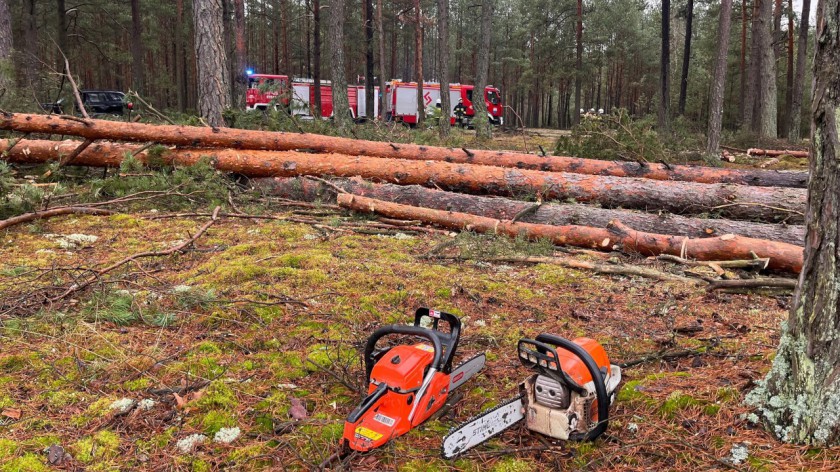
363, 325, 443, 381
533, 333, 610, 441
413, 308, 461, 373
518, 338, 588, 394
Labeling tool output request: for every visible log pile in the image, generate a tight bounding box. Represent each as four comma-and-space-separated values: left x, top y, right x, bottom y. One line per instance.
0, 113, 807, 274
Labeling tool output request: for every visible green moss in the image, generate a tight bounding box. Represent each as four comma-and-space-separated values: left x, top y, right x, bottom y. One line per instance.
0, 438, 18, 458
534, 264, 583, 285
228, 443, 272, 467
123, 377, 151, 391
199, 409, 236, 435
108, 213, 142, 227
70, 397, 113, 428
0, 355, 27, 372
191, 459, 212, 472
703, 404, 721, 416
195, 380, 238, 410
400, 458, 450, 471
71, 430, 120, 463
491, 457, 538, 472
254, 391, 289, 417
716, 386, 739, 403
0, 453, 49, 472
193, 340, 223, 355
434, 287, 453, 298
616, 380, 649, 403
659, 390, 701, 418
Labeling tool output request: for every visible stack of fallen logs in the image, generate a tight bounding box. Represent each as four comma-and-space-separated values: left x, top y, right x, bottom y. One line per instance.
0, 113, 808, 276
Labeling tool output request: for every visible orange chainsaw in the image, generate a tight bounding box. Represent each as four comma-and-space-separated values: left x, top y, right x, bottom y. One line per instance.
341, 308, 485, 453
441, 334, 621, 458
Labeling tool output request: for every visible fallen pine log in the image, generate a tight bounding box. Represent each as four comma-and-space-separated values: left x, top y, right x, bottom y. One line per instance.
336, 194, 804, 273
0, 113, 808, 188
256, 177, 806, 246
747, 148, 809, 158
0, 139, 806, 223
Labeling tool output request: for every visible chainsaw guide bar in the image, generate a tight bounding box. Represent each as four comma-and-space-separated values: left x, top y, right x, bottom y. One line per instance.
440, 394, 525, 459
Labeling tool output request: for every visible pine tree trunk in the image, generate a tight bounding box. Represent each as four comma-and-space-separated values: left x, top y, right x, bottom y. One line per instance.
677, 0, 694, 116
130, 0, 144, 94
706, 0, 733, 155
175, 0, 186, 112
788, 0, 811, 141
740, 0, 748, 118
0, 0, 12, 94
281, 0, 291, 70
24, 0, 38, 91
193, 0, 231, 127
377, 0, 388, 118
438, 0, 451, 137
233, 0, 247, 108
313, 0, 322, 117
746, 0, 840, 443
414, 0, 425, 126
473, 0, 494, 140
56, 0, 67, 71
364, 0, 374, 120
328, 0, 350, 130
659, 0, 671, 131
574, 0, 582, 125
782, 0, 794, 137
744, 0, 762, 129
756, 0, 777, 137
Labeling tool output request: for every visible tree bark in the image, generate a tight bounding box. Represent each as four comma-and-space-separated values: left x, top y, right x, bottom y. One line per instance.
659, 0, 671, 131
782, 0, 795, 137
706, 0, 734, 155
414, 0, 425, 127
130, 0, 145, 95
257, 177, 807, 245
377, 0, 388, 119
677, 0, 694, 116
313, 0, 322, 117
473, 0, 493, 140
338, 194, 804, 272
574, 0, 583, 126
233, 0, 247, 108
193, 0, 231, 127
56, 0, 68, 72
364, 0, 375, 120
0, 114, 808, 188
175, 0, 187, 112
746, 0, 840, 443
0, 138, 807, 223
740, 0, 748, 119
0, 0, 13, 94
24, 0, 38, 91
744, 0, 762, 129
328, 0, 350, 130
437, 0, 451, 138
788, 0, 811, 141
756, 0, 778, 137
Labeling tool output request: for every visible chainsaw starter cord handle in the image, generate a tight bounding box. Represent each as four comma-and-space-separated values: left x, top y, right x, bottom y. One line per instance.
363, 325, 443, 380
534, 333, 610, 441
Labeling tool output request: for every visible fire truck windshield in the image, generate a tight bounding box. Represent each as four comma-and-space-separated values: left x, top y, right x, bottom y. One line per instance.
486, 90, 501, 105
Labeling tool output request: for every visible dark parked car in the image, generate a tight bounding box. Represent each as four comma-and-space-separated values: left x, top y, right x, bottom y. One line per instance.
39, 90, 128, 116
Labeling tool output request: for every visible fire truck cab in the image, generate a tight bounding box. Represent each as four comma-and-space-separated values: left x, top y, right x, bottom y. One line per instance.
245, 73, 290, 111
460, 85, 504, 126
386, 81, 503, 126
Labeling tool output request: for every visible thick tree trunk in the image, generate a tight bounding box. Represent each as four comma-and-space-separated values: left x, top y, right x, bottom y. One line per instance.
0, 114, 808, 188
258, 177, 806, 245
24, 0, 38, 91
56, 0, 67, 71
414, 0, 425, 127
0, 139, 806, 223
746, 0, 840, 443
473, 0, 493, 140
744, 0, 762, 129
281, 0, 291, 70
130, 0, 144, 94
175, 0, 186, 112
741, 0, 748, 119
574, 0, 582, 126
677, 0, 694, 116
788, 0, 811, 141
233, 0, 247, 108
364, 0, 374, 120
0, 0, 13, 93
193, 0, 231, 127
338, 194, 803, 272
659, 0, 671, 131
328, 0, 350, 130
756, 0, 778, 137
377, 0, 387, 118
782, 0, 795, 137
313, 0, 322, 117
437, 0, 451, 138
706, 0, 734, 155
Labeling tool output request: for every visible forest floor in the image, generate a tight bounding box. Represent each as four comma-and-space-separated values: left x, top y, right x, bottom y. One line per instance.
0, 125, 833, 471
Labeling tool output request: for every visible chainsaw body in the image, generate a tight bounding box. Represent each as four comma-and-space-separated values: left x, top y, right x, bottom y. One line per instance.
342, 308, 467, 452
518, 335, 621, 441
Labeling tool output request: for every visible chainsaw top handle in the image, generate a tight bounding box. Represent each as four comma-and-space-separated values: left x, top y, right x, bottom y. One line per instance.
531, 333, 611, 441
363, 324, 443, 381
413, 308, 462, 373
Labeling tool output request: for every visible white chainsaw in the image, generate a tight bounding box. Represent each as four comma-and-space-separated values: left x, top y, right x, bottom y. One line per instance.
441, 334, 621, 459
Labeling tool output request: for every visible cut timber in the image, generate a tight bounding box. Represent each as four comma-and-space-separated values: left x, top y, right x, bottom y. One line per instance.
337, 194, 804, 273
0, 113, 807, 188
0, 139, 806, 223
747, 148, 809, 158
257, 177, 806, 245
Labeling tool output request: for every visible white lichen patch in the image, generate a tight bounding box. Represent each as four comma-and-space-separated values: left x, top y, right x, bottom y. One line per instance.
138, 399, 157, 411
175, 434, 207, 453
109, 398, 136, 413
45, 233, 99, 249
172, 285, 193, 293
213, 427, 241, 444
726, 443, 749, 465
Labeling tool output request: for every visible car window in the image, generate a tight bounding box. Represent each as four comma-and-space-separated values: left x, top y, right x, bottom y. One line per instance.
107, 93, 125, 102
486, 90, 501, 105
466, 89, 473, 102
85, 93, 104, 104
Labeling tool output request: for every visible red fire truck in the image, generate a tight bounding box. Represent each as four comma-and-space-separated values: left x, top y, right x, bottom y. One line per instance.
386, 81, 504, 126
245, 73, 290, 111
290, 80, 380, 120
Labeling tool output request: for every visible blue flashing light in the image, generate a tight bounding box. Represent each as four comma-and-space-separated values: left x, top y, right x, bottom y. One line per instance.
246, 68, 254, 76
